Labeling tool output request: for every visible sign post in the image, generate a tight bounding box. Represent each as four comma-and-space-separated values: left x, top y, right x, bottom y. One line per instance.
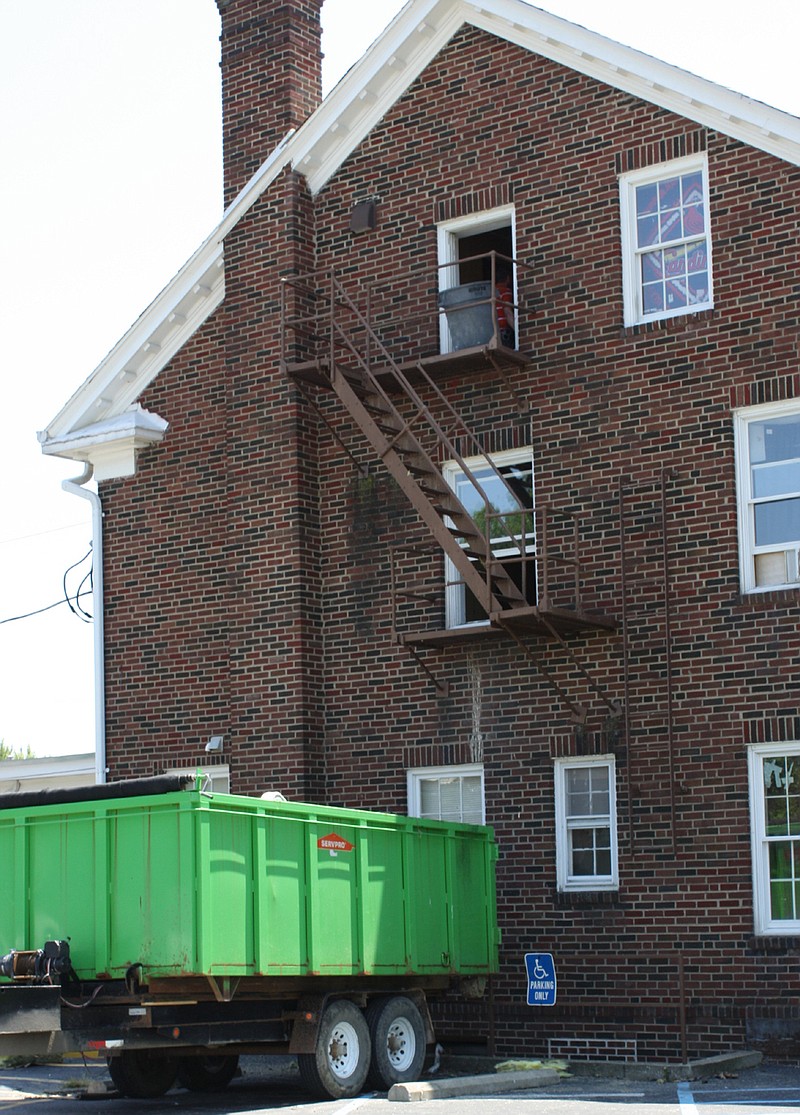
525, 952, 557, 1006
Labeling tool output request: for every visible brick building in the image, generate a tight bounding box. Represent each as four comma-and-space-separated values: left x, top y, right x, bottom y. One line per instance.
40, 0, 800, 1063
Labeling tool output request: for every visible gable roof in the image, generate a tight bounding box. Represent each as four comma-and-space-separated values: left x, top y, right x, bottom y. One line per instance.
39, 0, 800, 479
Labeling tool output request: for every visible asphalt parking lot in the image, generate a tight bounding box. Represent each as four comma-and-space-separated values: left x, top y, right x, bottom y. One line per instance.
2, 1055, 800, 1114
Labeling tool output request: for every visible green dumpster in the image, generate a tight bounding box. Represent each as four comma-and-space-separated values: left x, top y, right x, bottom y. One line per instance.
0, 784, 499, 982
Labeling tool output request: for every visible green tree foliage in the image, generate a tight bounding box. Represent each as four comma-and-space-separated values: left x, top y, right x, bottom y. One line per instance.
0, 740, 36, 760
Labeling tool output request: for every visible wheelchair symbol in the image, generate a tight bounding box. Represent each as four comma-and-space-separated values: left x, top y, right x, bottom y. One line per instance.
532, 957, 547, 979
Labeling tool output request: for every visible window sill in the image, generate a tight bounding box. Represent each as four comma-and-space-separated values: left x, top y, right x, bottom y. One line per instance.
622, 307, 715, 337
555, 889, 622, 908
747, 935, 800, 954
734, 586, 800, 609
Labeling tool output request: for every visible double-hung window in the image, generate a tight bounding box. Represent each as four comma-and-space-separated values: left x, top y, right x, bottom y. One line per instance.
407, 764, 485, 825
748, 743, 800, 935
443, 447, 535, 628
554, 756, 618, 891
734, 402, 800, 592
620, 155, 712, 326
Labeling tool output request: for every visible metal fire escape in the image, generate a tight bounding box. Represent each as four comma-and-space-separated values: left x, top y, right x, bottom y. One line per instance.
279, 262, 618, 722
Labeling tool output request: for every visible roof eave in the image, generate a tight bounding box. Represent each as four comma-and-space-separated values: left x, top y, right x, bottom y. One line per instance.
40, 407, 169, 482
40, 0, 800, 465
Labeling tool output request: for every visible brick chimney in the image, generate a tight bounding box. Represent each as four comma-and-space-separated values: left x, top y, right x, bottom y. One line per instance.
215, 0, 323, 203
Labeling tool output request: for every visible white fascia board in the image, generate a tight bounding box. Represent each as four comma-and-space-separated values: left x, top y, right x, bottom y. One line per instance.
40, 0, 800, 458
42, 247, 224, 443
471, 0, 800, 165
40, 132, 297, 448
0, 753, 95, 782
298, 0, 800, 196
292, 0, 464, 193
41, 406, 169, 481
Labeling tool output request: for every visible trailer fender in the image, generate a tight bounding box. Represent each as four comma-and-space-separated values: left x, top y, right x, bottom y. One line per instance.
287, 994, 334, 1055
0, 984, 61, 1035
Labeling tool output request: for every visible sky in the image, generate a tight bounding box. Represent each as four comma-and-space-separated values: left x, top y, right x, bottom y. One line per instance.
1, 0, 799, 761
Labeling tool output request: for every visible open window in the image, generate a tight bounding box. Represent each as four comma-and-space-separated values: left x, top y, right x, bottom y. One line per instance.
443, 446, 535, 628
437, 205, 517, 353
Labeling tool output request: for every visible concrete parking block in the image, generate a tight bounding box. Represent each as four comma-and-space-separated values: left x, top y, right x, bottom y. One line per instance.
388, 1067, 560, 1102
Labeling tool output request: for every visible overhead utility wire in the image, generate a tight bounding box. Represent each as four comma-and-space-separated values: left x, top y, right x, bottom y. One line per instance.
0, 591, 93, 627
63, 546, 93, 623
0, 521, 89, 546
1, 547, 94, 627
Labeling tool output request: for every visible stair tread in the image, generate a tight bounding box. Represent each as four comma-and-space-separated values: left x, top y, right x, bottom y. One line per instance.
328, 351, 528, 613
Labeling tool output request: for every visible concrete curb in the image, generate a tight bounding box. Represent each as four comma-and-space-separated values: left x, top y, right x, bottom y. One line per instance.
566, 1050, 763, 1082
388, 1067, 560, 1102
426, 1049, 764, 1096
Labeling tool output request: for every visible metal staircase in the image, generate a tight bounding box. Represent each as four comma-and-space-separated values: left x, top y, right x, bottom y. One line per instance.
280, 268, 619, 723
280, 270, 533, 624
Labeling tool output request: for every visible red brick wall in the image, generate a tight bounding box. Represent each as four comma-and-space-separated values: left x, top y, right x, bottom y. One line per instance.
99, 23, 800, 1059
103, 169, 324, 799
216, 0, 322, 202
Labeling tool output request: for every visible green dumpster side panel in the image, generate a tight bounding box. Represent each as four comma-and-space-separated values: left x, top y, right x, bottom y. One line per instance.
0, 790, 498, 982
109, 804, 196, 974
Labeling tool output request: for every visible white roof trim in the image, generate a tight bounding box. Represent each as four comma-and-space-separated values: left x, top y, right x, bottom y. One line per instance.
41, 0, 800, 470
294, 0, 800, 193
39, 133, 296, 452
40, 406, 170, 481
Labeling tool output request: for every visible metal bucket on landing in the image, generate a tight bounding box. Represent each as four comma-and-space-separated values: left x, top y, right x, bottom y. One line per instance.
438, 281, 494, 349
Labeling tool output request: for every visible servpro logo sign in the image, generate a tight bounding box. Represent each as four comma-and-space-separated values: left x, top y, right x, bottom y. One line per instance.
317, 832, 354, 857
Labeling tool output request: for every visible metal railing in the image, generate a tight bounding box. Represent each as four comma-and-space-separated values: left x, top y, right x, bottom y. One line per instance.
437, 250, 524, 353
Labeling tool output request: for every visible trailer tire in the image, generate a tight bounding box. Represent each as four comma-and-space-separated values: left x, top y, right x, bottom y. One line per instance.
107, 1050, 178, 1098
176, 1054, 239, 1092
297, 999, 371, 1099
366, 996, 426, 1089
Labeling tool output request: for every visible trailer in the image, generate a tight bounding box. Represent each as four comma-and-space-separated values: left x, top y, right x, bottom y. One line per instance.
0, 776, 499, 1099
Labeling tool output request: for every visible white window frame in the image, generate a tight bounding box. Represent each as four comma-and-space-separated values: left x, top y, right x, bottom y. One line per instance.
734, 400, 800, 593
442, 445, 535, 629
619, 154, 713, 327
437, 204, 517, 353
554, 756, 618, 892
748, 742, 800, 936
407, 763, 485, 825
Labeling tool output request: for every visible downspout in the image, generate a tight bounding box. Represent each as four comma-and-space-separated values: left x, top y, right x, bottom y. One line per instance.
62, 464, 106, 784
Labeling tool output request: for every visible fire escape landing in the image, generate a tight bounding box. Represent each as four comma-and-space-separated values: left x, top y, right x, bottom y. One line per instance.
279, 266, 615, 653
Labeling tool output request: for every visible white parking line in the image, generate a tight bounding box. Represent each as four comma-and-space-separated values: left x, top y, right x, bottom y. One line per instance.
678, 1082, 800, 1109
334, 1094, 378, 1114
532, 1093, 646, 1099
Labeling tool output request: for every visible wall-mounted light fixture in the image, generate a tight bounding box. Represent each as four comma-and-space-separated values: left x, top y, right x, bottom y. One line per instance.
350, 199, 377, 234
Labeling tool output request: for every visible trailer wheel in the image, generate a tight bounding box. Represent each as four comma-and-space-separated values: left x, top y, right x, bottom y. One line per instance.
297, 999, 371, 1099
176, 1054, 239, 1092
366, 996, 426, 1089
106, 1050, 178, 1098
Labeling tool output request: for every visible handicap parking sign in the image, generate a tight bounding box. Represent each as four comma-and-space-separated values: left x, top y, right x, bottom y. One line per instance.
525, 952, 557, 1006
